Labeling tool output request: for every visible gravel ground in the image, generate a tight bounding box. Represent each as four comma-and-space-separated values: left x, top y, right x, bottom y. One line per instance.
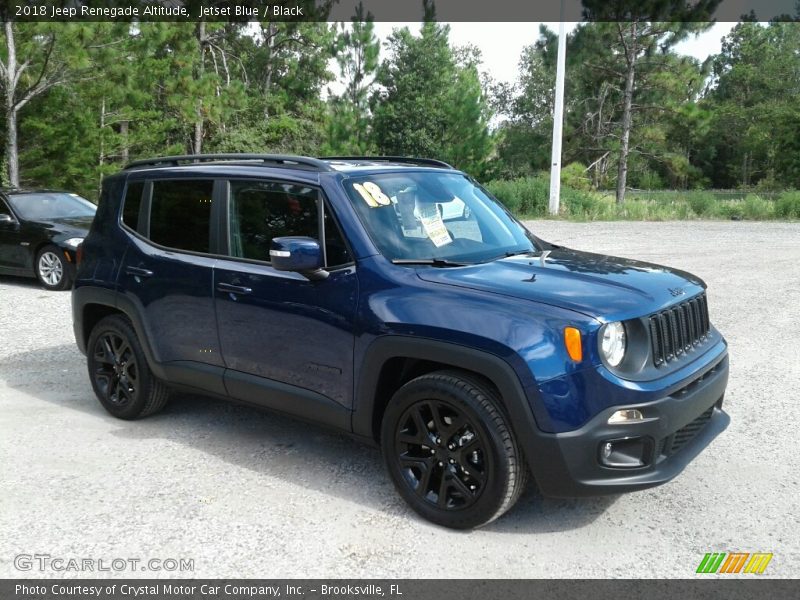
1, 220, 798, 579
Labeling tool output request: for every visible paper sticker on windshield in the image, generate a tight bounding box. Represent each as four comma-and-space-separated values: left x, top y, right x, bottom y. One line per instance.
363, 182, 392, 206
353, 183, 379, 207
417, 205, 452, 247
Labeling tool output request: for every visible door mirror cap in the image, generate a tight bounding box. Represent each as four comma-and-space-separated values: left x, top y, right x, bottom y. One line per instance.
0, 213, 15, 224
270, 237, 329, 281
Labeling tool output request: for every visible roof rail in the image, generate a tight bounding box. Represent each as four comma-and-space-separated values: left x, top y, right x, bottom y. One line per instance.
320, 156, 454, 169
124, 154, 335, 172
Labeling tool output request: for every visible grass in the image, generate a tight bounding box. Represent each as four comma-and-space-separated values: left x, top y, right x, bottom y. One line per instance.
483, 175, 800, 221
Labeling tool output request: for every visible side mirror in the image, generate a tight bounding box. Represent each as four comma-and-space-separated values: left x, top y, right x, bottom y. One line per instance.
0, 213, 15, 225
270, 237, 329, 281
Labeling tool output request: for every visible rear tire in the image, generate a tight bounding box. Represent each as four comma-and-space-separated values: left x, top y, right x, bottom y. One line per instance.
87, 315, 170, 419
35, 244, 71, 291
381, 370, 528, 529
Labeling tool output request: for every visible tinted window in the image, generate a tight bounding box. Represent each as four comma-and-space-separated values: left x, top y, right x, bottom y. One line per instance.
323, 210, 352, 266
149, 180, 213, 253
229, 181, 319, 262
122, 181, 144, 230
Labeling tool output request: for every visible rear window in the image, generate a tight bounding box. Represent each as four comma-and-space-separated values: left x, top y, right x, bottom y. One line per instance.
148, 180, 213, 253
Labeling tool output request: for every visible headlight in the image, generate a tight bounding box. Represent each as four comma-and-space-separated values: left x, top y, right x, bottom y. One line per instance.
62, 237, 84, 249
600, 321, 627, 367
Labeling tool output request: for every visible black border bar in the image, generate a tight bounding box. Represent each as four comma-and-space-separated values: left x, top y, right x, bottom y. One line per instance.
5, 0, 799, 22
3, 580, 800, 600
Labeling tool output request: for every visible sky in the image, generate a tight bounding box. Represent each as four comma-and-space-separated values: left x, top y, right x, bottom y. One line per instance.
326, 21, 737, 94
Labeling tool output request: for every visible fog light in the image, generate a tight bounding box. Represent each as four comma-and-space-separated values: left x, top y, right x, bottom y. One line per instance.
608, 409, 644, 424
602, 442, 613, 460
599, 437, 652, 468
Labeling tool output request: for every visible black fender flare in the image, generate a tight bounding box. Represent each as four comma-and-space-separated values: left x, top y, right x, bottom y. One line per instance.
352, 335, 567, 487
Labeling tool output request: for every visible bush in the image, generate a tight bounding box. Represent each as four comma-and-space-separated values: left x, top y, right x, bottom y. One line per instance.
717, 201, 744, 220
560, 162, 592, 191
562, 188, 606, 219
776, 190, 800, 218
742, 194, 773, 220
484, 175, 550, 216
687, 191, 716, 216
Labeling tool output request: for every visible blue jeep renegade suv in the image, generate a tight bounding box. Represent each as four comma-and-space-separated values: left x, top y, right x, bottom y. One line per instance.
72, 154, 729, 529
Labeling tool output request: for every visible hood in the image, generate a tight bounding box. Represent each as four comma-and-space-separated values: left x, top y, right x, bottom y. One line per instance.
415, 248, 705, 322
30, 215, 94, 235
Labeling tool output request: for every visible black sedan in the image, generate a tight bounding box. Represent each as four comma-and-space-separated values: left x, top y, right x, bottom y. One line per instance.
0, 189, 96, 290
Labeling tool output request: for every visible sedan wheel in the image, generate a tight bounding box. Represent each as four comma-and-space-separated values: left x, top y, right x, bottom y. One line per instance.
35, 245, 71, 291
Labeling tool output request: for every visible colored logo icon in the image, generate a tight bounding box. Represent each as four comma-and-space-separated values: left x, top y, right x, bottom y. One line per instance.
697, 552, 773, 574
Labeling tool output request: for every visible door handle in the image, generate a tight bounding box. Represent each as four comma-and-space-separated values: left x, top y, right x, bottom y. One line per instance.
125, 266, 153, 278
217, 282, 252, 295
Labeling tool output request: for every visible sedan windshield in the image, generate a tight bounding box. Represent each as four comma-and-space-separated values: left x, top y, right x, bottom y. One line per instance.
8, 192, 96, 221
343, 172, 538, 263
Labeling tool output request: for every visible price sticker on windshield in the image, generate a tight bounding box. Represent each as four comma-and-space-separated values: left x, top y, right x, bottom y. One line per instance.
417, 205, 452, 247
353, 183, 379, 207
363, 182, 392, 206
353, 181, 392, 208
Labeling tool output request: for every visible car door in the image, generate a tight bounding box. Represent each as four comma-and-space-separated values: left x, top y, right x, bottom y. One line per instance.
0, 196, 25, 271
118, 177, 226, 395
214, 178, 357, 428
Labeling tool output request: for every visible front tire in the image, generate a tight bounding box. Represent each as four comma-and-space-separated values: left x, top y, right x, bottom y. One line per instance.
381, 371, 528, 529
87, 315, 170, 419
35, 245, 71, 291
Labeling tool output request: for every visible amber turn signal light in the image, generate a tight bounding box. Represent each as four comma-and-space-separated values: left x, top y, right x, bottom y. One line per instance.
564, 327, 583, 362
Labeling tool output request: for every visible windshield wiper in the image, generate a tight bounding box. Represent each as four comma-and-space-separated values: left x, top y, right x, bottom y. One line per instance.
391, 258, 471, 267
480, 249, 537, 263
503, 249, 537, 258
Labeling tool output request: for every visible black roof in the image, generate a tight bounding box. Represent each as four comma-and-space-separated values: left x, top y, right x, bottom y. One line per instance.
123, 154, 455, 173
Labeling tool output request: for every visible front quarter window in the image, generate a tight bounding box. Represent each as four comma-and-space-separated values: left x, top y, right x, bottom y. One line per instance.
343, 172, 537, 263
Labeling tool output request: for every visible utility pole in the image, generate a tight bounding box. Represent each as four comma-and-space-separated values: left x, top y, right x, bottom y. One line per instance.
548, 19, 567, 216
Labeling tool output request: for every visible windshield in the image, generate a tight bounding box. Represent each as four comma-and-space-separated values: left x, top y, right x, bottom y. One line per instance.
8, 192, 96, 221
343, 172, 538, 263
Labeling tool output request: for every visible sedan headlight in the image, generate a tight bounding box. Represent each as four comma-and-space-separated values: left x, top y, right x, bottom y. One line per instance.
62, 237, 84, 249
600, 321, 627, 367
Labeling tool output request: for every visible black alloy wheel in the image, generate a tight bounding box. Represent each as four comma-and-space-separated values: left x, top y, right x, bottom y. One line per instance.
382, 371, 528, 529
395, 399, 489, 510
87, 315, 170, 419
92, 331, 138, 409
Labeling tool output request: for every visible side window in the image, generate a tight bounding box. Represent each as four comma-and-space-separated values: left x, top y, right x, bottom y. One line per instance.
121, 181, 144, 231
149, 180, 213, 253
323, 210, 352, 267
229, 180, 319, 262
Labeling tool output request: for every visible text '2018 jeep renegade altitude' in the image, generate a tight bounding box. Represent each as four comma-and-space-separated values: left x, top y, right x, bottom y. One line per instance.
72, 155, 729, 529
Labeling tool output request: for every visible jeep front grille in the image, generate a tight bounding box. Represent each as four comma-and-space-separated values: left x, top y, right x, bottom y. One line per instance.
648, 293, 710, 367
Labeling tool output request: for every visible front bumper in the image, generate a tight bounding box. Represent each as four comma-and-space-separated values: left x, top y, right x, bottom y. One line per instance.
529, 351, 729, 497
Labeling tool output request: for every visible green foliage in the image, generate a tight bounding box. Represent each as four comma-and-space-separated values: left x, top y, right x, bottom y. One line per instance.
688, 191, 715, 216
1, 14, 798, 205
560, 162, 591, 190
370, 22, 493, 175
702, 22, 800, 189
483, 175, 549, 215
326, 3, 380, 154
742, 194, 773, 219
776, 190, 800, 219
